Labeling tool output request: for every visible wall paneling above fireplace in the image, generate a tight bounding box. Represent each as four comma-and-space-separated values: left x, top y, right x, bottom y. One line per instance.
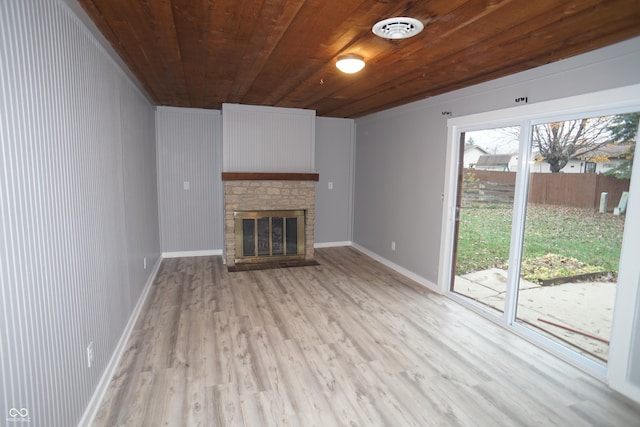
222, 103, 316, 173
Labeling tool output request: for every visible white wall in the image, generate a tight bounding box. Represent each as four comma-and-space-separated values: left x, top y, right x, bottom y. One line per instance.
315, 117, 355, 245
354, 36, 640, 285
156, 107, 223, 255
354, 36, 640, 400
0, 1, 160, 425
354, 109, 446, 284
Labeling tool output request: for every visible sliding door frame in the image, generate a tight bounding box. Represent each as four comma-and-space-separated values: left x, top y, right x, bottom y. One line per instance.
439, 84, 640, 393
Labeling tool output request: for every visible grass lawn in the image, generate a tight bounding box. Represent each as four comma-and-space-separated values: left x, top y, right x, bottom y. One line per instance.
456, 204, 626, 280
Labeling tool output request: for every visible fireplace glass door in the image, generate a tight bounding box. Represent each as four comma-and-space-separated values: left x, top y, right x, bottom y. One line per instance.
235, 210, 305, 263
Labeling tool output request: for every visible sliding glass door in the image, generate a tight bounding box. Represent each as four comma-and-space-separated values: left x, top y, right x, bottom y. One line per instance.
513, 113, 636, 364
450, 111, 638, 368
451, 126, 520, 317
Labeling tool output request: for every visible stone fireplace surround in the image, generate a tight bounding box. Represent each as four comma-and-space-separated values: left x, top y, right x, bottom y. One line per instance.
222, 172, 318, 267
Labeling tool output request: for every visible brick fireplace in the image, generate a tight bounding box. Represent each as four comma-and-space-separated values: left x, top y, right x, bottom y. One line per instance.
222, 173, 318, 267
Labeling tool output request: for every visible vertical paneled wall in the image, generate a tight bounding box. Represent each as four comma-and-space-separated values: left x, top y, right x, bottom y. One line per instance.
0, 1, 160, 425
121, 88, 160, 303
222, 103, 316, 172
157, 107, 223, 253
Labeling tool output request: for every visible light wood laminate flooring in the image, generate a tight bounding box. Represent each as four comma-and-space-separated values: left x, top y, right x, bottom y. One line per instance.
93, 247, 640, 426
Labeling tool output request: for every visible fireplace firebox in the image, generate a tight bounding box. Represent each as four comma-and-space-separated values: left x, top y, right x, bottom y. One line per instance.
234, 210, 305, 263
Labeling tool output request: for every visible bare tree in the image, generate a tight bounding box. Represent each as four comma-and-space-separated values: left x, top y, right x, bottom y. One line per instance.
534, 117, 613, 173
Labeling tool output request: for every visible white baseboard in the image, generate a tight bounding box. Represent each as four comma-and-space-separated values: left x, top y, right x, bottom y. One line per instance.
351, 243, 439, 292
314, 241, 352, 248
78, 257, 162, 427
162, 249, 223, 258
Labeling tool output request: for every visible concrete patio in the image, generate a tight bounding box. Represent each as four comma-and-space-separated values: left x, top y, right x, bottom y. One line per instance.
454, 268, 616, 362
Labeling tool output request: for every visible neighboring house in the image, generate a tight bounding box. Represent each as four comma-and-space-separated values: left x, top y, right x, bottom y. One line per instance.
530, 156, 584, 173
576, 143, 633, 174
474, 153, 518, 171
464, 144, 488, 168
531, 143, 632, 173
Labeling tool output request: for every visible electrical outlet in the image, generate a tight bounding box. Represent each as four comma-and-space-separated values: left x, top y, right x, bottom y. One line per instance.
87, 342, 94, 368
143, 257, 147, 270
391, 241, 396, 251
328, 182, 333, 190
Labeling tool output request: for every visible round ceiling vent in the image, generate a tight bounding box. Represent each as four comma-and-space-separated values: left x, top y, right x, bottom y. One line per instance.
372, 17, 424, 40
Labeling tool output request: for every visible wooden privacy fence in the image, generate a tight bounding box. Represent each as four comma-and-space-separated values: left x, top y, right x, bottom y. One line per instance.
462, 169, 630, 211
461, 177, 515, 207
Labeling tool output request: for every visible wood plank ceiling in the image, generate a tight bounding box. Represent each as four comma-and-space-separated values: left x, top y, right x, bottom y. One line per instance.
77, 0, 640, 118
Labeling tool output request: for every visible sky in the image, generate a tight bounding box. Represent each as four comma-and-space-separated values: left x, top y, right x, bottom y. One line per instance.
465, 126, 520, 155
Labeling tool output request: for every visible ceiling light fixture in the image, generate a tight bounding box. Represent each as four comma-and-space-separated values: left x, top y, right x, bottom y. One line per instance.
336, 54, 365, 74
372, 17, 424, 40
